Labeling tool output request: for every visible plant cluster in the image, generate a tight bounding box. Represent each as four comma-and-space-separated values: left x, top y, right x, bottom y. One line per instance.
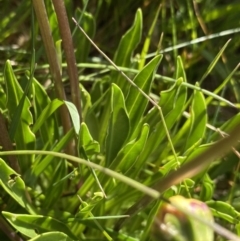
0, 1, 240, 240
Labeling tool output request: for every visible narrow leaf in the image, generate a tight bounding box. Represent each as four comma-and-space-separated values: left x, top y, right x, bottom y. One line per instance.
31, 129, 74, 178
74, 9, 95, 63
79, 122, 100, 156
2, 212, 77, 239
112, 9, 142, 95
28, 232, 74, 241
111, 123, 149, 173
139, 4, 161, 69
32, 79, 59, 145
105, 84, 130, 166
184, 83, 207, 152
0, 159, 35, 213
138, 77, 187, 164
199, 39, 231, 84
126, 55, 162, 134
4, 60, 35, 165
64, 100, 80, 134
33, 98, 63, 133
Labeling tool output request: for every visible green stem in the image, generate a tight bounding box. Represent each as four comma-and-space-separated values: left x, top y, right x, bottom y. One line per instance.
0, 150, 160, 199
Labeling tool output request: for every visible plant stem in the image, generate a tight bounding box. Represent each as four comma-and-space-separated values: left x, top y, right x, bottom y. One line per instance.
32, 0, 73, 153
0, 215, 23, 241
52, 0, 82, 121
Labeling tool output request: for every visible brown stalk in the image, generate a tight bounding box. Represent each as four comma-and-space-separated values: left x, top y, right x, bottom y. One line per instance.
52, 0, 82, 121
32, 0, 73, 153
0, 215, 23, 241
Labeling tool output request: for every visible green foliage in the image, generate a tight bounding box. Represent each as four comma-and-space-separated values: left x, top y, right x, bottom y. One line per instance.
112, 9, 142, 94
2, 212, 77, 239
4, 61, 35, 167
0, 1, 240, 241
28, 232, 74, 241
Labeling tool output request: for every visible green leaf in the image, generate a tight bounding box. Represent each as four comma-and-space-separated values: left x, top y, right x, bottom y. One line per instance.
64, 100, 80, 134
2, 212, 77, 239
138, 77, 187, 164
141, 56, 186, 132
205, 63, 240, 106
206, 200, 240, 224
170, 56, 191, 146
79, 122, 100, 156
199, 39, 231, 84
30, 128, 74, 178
80, 84, 92, 119
56, 40, 62, 72
111, 123, 149, 173
112, 9, 142, 95
0, 85, 6, 109
28, 232, 75, 241
91, 88, 111, 147
4, 60, 35, 165
105, 84, 130, 166
126, 55, 162, 134
138, 4, 161, 69
85, 111, 99, 144
48, 3, 59, 42
0, 158, 35, 213
42, 161, 68, 208
173, 57, 206, 151
9, 71, 33, 141
159, 156, 186, 177
236, 223, 240, 237
142, 200, 162, 241
159, 78, 184, 117
184, 83, 207, 152
75, 194, 103, 219
200, 174, 214, 201
32, 99, 64, 133
32, 80, 59, 144
74, 9, 95, 63
175, 56, 188, 83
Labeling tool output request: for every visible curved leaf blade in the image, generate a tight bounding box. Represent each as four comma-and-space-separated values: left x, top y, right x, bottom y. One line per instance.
79, 122, 100, 156
32, 78, 59, 145
126, 55, 162, 134
184, 83, 207, 152
33, 99, 64, 133
112, 9, 142, 94
74, 9, 95, 63
138, 77, 187, 164
105, 84, 130, 166
2, 212, 77, 240
64, 100, 80, 135
0, 159, 35, 213
111, 123, 149, 173
28, 232, 74, 241
4, 60, 35, 164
